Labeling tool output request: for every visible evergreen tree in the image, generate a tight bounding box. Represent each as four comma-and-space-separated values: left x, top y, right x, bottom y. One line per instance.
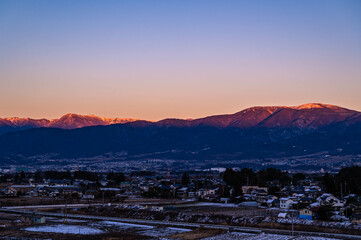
181, 173, 190, 186
322, 172, 336, 194
34, 171, 42, 182
20, 171, 26, 183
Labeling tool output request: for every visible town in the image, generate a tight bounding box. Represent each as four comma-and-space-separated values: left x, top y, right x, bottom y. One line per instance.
0, 165, 360, 239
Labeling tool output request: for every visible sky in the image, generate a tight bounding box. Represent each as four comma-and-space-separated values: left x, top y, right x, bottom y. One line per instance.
0, 0, 360, 120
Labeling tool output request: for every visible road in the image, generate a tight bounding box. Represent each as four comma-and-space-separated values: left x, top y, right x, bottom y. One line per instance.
2, 203, 106, 209
1, 205, 360, 240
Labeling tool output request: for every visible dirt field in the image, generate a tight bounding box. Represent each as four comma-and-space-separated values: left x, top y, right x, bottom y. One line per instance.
169, 227, 225, 240
0, 228, 151, 240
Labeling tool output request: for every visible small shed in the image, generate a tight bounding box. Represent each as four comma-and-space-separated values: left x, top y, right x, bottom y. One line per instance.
21, 214, 46, 224
278, 212, 290, 218
299, 208, 314, 220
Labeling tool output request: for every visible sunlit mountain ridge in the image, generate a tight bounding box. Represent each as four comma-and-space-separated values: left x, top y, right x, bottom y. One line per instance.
1, 103, 360, 135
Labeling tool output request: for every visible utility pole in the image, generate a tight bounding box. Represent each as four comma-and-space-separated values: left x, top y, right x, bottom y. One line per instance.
64, 196, 68, 223
340, 182, 343, 198
291, 210, 294, 236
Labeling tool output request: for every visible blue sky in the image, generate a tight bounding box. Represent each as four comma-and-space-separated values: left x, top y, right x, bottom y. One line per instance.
0, 0, 360, 119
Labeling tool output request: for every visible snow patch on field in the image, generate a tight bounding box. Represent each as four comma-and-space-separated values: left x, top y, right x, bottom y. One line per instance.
24, 224, 104, 235
51, 218, 88, 223
180, 202, 239, 207
139, 226, 192, 237
95, 220, 154, 229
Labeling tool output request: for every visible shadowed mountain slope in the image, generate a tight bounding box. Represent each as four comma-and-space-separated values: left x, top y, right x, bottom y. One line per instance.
1, 103, 360, 135
0, 103, 360, 161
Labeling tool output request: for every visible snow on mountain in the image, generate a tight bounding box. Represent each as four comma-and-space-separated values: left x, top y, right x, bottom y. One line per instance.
0, 103, 360, 135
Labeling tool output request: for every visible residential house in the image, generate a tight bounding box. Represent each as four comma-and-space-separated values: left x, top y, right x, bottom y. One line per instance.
280, 197, 294, 209
299, 208, 315, 220
317, 193, 344, 209
177, 187, 188, 199
347, 201, 361, 214
242, 186, 268, 194
82, 190, 96, 199
203, 194, 219, 201
21, 214, 46, 224
1, 187, 17, 197
195, 188, 216, 198
120, 182, 132, 189
267, 198, 280, 208
11, 185, 35, 195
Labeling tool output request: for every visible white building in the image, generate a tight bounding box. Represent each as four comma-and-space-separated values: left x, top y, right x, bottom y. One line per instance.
280, 197, 294, 209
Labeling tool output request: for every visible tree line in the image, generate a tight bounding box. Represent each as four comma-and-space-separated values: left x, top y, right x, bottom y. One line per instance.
322, 166, 361, 196
222, 166, 361, 198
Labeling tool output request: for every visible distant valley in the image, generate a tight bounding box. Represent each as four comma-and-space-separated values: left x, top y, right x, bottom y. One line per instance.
0, 103, 360, 169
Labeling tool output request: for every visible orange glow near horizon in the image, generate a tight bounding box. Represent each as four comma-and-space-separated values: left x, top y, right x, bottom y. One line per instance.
1, 1, 361, 121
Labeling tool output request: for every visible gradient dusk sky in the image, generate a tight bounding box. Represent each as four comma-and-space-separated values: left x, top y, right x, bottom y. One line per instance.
0, 0, 360, 120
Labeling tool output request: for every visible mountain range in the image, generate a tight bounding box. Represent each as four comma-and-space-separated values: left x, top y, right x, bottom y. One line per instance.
0, 114, 137, 134
0, 103, 360, 161
1, 103, 360, 135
